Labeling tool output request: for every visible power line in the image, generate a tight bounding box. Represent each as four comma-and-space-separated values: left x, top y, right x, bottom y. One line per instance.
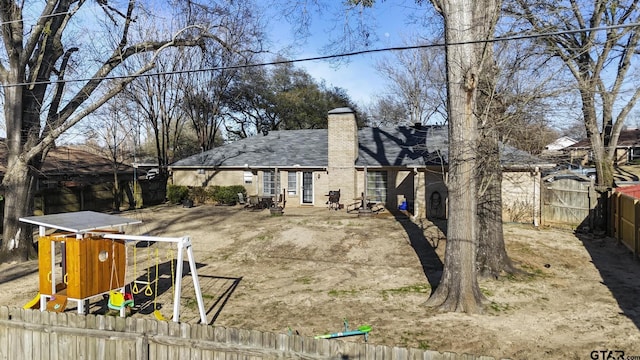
0, 10, 77, 26
3, 21, 640, 88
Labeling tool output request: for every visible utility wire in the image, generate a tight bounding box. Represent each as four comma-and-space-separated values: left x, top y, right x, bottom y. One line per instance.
0, 10, 77, 26
3, 21, 640, 88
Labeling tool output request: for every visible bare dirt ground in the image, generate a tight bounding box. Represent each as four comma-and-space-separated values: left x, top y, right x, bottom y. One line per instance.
1, 204, 640, 359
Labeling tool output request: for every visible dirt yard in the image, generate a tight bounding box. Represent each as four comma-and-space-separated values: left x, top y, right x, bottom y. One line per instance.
1, 204, 639, 359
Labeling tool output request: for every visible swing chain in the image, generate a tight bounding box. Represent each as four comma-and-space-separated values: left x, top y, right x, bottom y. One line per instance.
147, 242, 155, 293
131, 246, 140, 294
153, 247, 160, 307
169, 247, 175, 299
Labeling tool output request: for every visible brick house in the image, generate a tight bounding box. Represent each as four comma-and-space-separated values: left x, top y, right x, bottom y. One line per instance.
568, 129, 640, 165
170, 108, 553, 222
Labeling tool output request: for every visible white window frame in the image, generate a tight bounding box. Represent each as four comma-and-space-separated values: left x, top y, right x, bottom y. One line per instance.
367, 171, 387, 203
287, 172, 297, 195
263, 170, 275, 196
244, 171, 253, 184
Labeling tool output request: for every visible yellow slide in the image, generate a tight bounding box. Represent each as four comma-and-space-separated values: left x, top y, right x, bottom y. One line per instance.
23, 293, 41, 310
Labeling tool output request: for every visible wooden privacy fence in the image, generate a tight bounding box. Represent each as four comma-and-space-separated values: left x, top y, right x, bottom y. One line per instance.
541, 177, 597, 228
0, 307, 504, 360
610, 190, 640, 259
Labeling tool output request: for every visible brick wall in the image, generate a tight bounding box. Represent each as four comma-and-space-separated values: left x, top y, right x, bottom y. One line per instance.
327, 108, 358, 204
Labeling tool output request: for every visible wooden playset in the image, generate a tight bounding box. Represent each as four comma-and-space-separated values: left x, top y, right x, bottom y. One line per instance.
20, 211, 208, 324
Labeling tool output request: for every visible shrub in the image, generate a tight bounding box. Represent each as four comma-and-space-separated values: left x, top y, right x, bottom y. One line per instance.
189, 187, 208, 204
167, 184, 189, 204
205, 186, 219, 201
208, 185, 247, 205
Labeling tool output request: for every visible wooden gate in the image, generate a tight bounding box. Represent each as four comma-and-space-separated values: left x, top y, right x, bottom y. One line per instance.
541, 177, 597, 228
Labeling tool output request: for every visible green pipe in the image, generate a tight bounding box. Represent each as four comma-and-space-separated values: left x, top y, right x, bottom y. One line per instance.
314, 325, 372, 341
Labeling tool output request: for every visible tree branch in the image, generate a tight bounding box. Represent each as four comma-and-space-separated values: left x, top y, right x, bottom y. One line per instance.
52, 26, 209, 129
29, 60, 157, 160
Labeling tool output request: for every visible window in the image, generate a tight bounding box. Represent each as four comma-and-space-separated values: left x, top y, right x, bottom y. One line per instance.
288, 172, 297, 195
263, 170, 275, 195
243, 171, 252, 184
367, 171, 387, 203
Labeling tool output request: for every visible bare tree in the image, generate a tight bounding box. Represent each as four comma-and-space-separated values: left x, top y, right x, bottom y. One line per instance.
373, 43, 447, 126
421, 0, 501, 313
475, 39, 562, 277
123, 48, 190, 179
181, 62, 234, 152
0, 1, 225, 261
125, 0, 265, 171
508, 0, 640, 229
475, 50, 514, 279
84, 98, 137, 211
364, 95, 409, 126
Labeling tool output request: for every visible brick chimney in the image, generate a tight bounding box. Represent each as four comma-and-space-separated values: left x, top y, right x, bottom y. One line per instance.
327, 107, 358, 204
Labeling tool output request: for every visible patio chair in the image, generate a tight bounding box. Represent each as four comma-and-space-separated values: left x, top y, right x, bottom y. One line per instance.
237, 193, 246, 205
246, 195, 262, 210
328, 190, 341, 210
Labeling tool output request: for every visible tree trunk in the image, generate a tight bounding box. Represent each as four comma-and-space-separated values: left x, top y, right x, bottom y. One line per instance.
113, 170, 121, 212
475, 49, 514, 278
1, 160, 37, 261
424, 0, 486, 313
1, 68, 38, 261
476, 129, 514, 277
425, 102, 484, 311
582, 90, 613, 231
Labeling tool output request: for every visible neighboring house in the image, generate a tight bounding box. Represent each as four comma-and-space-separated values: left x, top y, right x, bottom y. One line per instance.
0, 144, 137, 214
132, 156, 161, 179
170, 108, 555, 223
568, 129, 640, 165
545, 136, 578, 151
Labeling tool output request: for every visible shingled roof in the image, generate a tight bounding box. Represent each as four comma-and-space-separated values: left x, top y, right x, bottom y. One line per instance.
356, 126, 445, 167
171, 129, 329, 168
0, 143, 133, 178
570, 129, 640, 149
170, 125, 549, 169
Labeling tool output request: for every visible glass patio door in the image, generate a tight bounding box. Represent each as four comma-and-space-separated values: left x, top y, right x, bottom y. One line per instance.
302, 172, 313, 204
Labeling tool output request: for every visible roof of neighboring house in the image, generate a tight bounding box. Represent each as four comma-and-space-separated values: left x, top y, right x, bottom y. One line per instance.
0, 143, 133, 178
570, 129, 640, 149
170, 125, 552, 169
545, 136, 578, 151
501, 144, 552, 168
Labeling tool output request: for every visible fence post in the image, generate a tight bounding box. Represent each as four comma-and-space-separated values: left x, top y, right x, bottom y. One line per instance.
613, 192, 620, 240
609, 191, 620, 239
540, 182, 546, 227
635, 200, 640, 260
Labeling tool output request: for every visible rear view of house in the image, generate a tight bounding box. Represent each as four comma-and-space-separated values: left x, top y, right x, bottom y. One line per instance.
170, 108, 552, 223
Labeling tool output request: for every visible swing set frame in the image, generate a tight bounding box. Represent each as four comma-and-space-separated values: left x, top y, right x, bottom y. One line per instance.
103, 233, 207, 324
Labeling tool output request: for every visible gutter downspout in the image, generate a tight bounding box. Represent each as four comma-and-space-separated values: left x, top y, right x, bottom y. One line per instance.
534, 166, 540, 227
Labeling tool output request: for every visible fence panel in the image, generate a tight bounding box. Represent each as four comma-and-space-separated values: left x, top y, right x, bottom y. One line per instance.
610, 191, 640, 260
619, 194, 637, 250
0, 307, 505, 360
541, 178, 595, 228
